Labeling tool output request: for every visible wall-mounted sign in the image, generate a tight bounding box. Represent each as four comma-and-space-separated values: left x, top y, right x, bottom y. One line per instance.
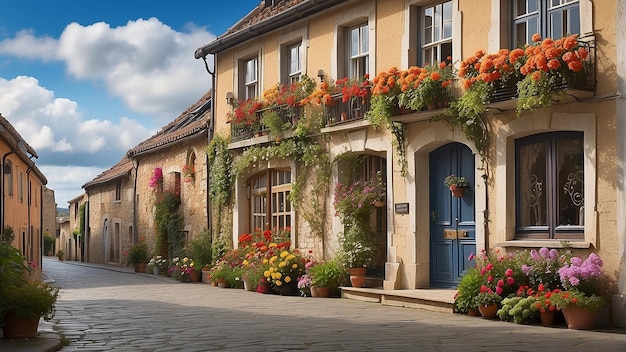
394, 203, 409, 214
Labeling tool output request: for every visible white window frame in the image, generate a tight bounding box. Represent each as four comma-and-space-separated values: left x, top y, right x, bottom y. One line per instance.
233, 44, 262, 101
349, 23, 369, 79
489, 0, 592, 53
278, 26, 308, 86
402, 0, 461, 69
331, 2, 375, 81
420, 1, 453, 65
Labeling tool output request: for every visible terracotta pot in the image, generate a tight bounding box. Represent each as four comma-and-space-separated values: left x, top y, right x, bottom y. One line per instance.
478, 304, 499, 319
373, 200, 385, 208
341, 112, 348, 121
135, 263, 146, 273
187, 270, 201, 283
243, 276, 256, 291
2, 315, 40, 339
348, 267, 367, 288
562, 307, 598, 330
467, 308, 481, 316
310, 285, 320, 298
540, 310, 556, 327
201, 270, 211, 283
449, 185, 466, 198
317, 286, 331, 298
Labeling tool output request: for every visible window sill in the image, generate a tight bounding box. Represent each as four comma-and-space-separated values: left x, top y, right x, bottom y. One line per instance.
495, 240, 592, 249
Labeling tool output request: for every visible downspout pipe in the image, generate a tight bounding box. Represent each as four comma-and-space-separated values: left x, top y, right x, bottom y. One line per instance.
132, 159, 139, 245
1, 151, 14, 236
200, 54, 216, 258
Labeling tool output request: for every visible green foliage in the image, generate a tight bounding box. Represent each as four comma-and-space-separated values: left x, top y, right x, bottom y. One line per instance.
127, 242, 149, 265
0, 242, 29, 288
55, 249, 64, 258
207, 134, 233, 206
154, 191, 183, 258
366, 94, 396, 129
337, 220, 375, 268
441, 80, 490, 156
1, 226, 15, 243
308, 259, 344, 289
2, 283, 59, 321
260, 110, 290, 137
78, 203, 86, 235
515, 72, 563, 115
186, 231, 213, 268
43, 232, 56, 254
550, 289, 607, 311
497, 296, 537, 324
453, 267, 484, 313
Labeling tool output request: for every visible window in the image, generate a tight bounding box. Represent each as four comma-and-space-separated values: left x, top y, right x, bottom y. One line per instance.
6, 160, 12, 196
244, 57, 258, 100
250, 169, 291, 231
515, 132, 584, 240
349, 24, 369, 79
19, 172, 23, 203
115, 180, 121, 201
513, 0, 580, 47
288, 43, 302, 84
421, 1, 453, 65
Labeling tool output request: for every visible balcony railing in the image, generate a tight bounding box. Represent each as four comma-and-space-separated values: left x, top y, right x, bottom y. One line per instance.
489, 40, 596, 104
230, 104, 304, 143
324, 94, 371, 126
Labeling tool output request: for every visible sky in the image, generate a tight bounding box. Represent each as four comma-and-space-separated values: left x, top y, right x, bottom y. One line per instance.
0, 0, 260, 206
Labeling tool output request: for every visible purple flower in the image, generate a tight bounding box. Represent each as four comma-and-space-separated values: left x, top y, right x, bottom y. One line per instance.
521, 264, 532, 275
530, 249, 540, 261
548, 249, 559, 260
539, 247, 549, 258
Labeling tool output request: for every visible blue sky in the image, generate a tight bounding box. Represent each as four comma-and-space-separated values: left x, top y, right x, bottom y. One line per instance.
0, 0, 260, 205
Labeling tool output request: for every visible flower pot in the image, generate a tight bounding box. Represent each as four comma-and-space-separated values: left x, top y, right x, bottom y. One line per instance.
540, 310, 556, 327
341, 112, 348, 121
257, 281, 274, 294
217, 278, 229, 288
449, 185, 466, 198
562, 307, 598, 330
373, 200, 385, 208
201, 270, 211, 283
188, 270, 201, 283
278, 282, 300, 296
310, 285, 320, 298
478, 304, 499, 319
153, 268, 160, 275
467, 308, 481, 317
243, 276, 256, 291
348, 267, 367, 288
2, 315, 40, 339
134, 263, 146, 273
316, 286, 331, 298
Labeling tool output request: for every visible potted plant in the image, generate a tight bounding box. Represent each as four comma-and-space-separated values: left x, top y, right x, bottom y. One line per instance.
473, 286, 503, 319
453, 267, 484, 315
552, 252, 607, 330
127, 242, 149, 273
55, 249, 64, 261
0, 283, 59, 338
265, 249, 305, 296
398, 60, 455, 111
443, 174, 469, 197
308, 259, 344, 297
366, 67, 404, 129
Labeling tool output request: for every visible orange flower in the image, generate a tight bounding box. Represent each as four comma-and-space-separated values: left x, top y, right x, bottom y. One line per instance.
531, 71, 542, 81
577, 47, 589, 60
546, 58, 561, 70
430, 71, 441, 81
567, 60, 583, 72
563, 34, 579, 51
532, 33, 542, 42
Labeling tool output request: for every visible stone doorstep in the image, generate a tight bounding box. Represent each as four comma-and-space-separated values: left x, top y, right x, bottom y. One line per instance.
341, 287, 456, 314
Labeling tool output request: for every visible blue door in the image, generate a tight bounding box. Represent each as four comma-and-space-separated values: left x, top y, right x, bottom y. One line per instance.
429, 143, 476, 288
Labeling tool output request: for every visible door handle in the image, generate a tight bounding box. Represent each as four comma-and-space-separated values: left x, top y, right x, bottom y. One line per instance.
431, 211, 437, 222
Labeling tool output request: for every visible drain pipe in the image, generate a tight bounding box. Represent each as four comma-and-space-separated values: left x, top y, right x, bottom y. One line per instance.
200, 54, 216, 257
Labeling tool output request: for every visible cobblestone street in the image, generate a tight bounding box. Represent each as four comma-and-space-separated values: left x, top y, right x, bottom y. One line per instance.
38, 257, 626, 352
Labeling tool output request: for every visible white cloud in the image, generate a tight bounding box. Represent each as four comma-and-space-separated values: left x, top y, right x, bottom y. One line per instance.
57, 18, 215, 120
0, 29, 59, 61
38, 165, 105, 205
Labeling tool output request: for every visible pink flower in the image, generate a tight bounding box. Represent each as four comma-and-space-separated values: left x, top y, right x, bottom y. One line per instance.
497, 279, 504, 287
496, 286, 503, 295
505, 268, 513, 277
506, 277, 515, 286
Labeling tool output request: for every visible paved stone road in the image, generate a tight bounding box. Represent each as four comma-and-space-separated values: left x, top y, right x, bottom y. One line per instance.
43, 257, 626, 352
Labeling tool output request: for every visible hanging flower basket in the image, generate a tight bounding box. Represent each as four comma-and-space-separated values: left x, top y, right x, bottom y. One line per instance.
449, 185, 466, 198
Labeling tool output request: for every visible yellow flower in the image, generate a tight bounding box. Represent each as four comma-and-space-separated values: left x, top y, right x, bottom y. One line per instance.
280, 251, 289, 258
279, 261, 287, 268
286, 254, 295, 260
269, 243, 277, 248
268, 267, 276, 273
264, 270, 270, 277
275, 272, 282, 279
262, 258, 269, 264
275, 280, 283, 286
284, 276, 291, 283
270, 256, 278, 263
291, 263, 298, 269
242, 260, 249, 266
